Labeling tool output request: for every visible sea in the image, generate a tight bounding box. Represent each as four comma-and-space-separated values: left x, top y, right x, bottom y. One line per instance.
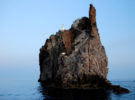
0, 66, 135, 100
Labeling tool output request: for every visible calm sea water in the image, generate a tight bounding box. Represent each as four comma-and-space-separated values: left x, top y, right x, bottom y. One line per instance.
0, 66, 135, 100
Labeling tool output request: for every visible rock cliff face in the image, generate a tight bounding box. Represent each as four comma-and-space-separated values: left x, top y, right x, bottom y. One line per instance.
39, 4, 129, 93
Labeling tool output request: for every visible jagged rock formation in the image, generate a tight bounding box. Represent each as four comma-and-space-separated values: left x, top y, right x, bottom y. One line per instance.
39, 4, 129, 94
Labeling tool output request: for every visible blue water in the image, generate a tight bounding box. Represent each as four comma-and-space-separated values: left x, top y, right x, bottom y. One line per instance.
0, 66, 135, 100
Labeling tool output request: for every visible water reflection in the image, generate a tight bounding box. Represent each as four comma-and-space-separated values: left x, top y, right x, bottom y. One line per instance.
38, 83, 111, 100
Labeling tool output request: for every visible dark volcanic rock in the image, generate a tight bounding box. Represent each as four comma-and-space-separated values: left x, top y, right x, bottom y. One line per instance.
39, 4, 129, 94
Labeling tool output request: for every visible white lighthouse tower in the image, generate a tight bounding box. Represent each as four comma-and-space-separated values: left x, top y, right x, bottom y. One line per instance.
62, 24, 65, 31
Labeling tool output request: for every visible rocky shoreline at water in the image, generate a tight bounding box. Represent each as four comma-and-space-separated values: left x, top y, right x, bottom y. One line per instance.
38, 4, 129, 94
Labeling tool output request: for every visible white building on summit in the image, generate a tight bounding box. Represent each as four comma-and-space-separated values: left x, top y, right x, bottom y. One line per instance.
62, 24, 65, 31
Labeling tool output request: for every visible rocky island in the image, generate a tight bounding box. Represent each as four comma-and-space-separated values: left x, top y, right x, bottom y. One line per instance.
39, 4, 129, 94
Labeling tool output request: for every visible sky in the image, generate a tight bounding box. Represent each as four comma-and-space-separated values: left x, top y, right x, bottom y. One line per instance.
0, 0, 135, 80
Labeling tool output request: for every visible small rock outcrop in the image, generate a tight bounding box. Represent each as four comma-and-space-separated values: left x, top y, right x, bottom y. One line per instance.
39, 4, 129, 94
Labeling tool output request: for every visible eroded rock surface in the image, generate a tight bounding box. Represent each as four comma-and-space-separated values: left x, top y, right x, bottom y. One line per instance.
39, 4, 129, 94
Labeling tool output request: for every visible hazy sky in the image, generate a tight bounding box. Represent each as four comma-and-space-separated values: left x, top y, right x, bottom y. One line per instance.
0, 0, 135, 80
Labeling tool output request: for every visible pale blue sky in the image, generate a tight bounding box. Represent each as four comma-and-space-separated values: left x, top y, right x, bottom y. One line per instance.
0, 0, 135, 80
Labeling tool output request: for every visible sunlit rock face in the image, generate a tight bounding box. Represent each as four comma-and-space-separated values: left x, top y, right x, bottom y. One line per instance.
39, 4, 108, 88
38, 5, 129, 94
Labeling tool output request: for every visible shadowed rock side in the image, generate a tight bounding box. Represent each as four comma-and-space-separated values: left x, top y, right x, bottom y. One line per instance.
39, 4, 129, 94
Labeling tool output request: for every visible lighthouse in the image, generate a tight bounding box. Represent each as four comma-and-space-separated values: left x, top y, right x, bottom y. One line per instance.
62, 24, 65, 31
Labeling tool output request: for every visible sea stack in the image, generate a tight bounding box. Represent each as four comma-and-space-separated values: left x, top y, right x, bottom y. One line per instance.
39, 4, 129, 94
